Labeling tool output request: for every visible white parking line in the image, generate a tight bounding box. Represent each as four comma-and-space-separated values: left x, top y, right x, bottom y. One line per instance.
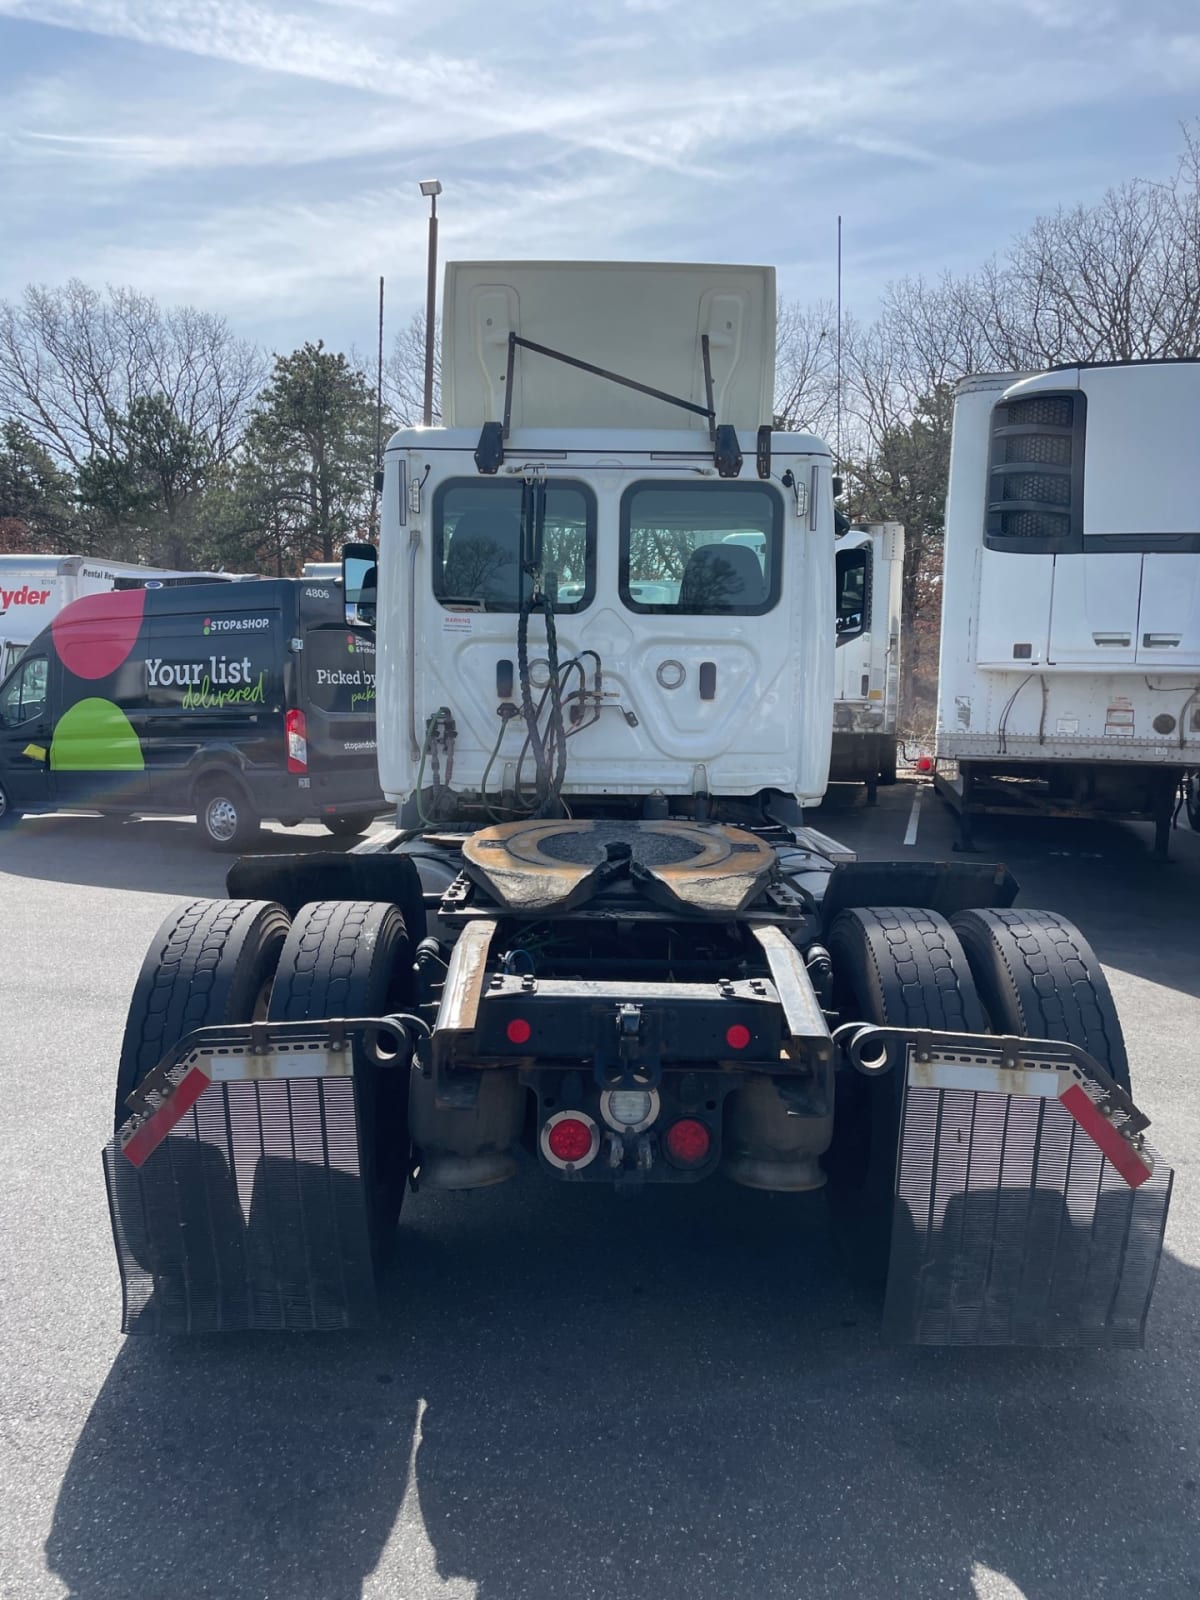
903, 786, 923, 847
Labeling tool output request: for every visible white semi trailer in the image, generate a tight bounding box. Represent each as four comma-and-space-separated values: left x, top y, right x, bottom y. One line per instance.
103, 262, 1170, 1350
936, 362, 1200, 855
831, 523, 904, 798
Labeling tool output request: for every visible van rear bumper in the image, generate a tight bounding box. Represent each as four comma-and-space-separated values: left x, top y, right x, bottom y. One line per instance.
243, 768, 385, 821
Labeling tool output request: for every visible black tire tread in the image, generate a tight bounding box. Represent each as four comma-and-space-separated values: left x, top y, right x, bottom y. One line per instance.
267, 900, 408, 1021
951, 907, 1130, 1091
267, 900, 414, 1262
824, 909, 986, 1282
827, 905, 988, 1034
115, 898, 290, 1130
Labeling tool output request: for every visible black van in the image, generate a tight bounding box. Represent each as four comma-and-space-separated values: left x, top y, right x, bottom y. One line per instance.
0, 577, 386, 848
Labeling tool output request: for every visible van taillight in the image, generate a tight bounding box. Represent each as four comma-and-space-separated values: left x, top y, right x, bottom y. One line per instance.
285, 708, 308, 773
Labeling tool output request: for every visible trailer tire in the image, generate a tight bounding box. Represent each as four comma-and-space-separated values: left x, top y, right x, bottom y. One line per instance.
323, 814, 372, 838
824, 907, 987, 1279
267, 900, 415, 1262
950, 908, 1131, 1092
1186, 773, 1200, 832
114, 898, 292, 1132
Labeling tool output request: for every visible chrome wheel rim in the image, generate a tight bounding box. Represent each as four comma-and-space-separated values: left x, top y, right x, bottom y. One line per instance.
205, 796, 239, 843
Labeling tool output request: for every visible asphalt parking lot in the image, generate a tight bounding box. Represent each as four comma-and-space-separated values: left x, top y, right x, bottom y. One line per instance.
1, 789, 1198, 1600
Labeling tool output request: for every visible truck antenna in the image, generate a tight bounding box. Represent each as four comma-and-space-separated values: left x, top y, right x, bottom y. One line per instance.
375, 274, 385, 474
835, 214, 843, 476
371, 275, 385, 536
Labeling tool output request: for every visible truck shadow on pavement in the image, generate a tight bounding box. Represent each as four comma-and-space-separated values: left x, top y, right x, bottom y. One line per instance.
2, 815, 363, 897
46, 1173, 1200, 1600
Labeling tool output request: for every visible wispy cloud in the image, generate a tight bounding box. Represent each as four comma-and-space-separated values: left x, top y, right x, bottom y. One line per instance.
1, 0, 1199, 354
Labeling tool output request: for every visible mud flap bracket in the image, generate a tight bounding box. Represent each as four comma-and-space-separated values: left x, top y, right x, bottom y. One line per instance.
841, 1027, 1173, 1347
104, 1017, 422, 1335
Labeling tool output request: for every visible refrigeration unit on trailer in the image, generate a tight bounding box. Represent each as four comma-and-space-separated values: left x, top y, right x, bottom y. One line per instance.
0, 554, 243, 678
831, 523, 904, 797
104, 261, 1171, 1351
936, 362, 1200, 854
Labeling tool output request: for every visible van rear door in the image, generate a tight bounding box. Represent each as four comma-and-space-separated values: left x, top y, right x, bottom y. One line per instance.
300, 624, 381, 800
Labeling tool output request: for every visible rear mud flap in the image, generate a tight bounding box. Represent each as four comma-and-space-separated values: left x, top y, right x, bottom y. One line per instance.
104, 1074, 377, 1335
883, 1082, 1172, 1348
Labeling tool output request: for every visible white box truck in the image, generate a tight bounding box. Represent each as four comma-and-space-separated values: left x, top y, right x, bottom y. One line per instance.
936, 361, 1200, 855
831, 522, 904, 797
0, 554, 244, 677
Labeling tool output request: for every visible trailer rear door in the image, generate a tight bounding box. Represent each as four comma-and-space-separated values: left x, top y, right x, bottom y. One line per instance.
1047, 552, 1141, 666
1135, 556, 1200, 667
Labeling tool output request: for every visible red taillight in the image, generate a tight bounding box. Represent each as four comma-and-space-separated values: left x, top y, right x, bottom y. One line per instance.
665, 1118, 711, 1167
286, 708, 308, 774
548, 1119, 592, 1162
725, 1023, 751, 1051
506, 1018, 532, 1045
541, 1112, 599, 1169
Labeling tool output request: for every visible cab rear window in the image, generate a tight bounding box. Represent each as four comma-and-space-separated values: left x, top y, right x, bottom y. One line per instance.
432, 480, 596, 612
619, 483, 782, 614
305, 628, 376, 715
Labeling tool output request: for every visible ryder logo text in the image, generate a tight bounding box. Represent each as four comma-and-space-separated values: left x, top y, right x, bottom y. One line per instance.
1, 586, 52, 608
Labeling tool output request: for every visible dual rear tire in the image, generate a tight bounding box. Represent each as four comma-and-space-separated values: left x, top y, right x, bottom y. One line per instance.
824, 904, 1130, 1274
115, 896, 415, 1265
268, 901, 414, 1258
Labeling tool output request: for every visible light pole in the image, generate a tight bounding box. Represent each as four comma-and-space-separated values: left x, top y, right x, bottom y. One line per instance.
419, 179, 442, 426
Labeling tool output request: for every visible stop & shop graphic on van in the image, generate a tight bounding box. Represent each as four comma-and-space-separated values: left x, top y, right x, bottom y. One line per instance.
306, 631, 376, 716
43, 590, 280, 773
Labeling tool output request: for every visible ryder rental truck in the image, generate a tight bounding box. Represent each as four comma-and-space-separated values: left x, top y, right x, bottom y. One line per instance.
0, 554, 241, 678
103, 262, 1171, 1349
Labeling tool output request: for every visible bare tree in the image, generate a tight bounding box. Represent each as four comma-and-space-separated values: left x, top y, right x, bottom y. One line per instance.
774, 297, 841, 440
385, 310, 441, 427
0, 281, 263, 470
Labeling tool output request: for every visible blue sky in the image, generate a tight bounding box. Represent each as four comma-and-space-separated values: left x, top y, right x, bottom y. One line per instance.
1, 0, 1199, 359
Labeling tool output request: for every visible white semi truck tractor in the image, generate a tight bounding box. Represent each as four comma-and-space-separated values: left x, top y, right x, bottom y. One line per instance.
104, 263, 1170, 1348
936, 361, 1200, 855
831, 522, 904, 798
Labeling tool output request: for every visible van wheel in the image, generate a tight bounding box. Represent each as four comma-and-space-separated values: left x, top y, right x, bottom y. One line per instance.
0, 781, 18, 826
323, 814, 372, 838
268, 901, 415, 1264
197, 777, 259, 852
114, 898, 291, 1132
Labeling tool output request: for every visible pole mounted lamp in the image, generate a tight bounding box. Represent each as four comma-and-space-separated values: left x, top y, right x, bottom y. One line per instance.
419, 180, 442, 427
